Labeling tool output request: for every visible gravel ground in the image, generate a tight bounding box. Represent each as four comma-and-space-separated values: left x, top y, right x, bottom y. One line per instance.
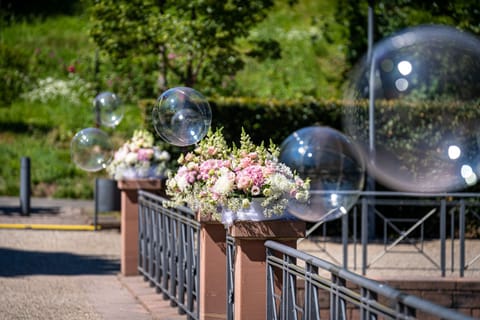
0, 229, 153, 320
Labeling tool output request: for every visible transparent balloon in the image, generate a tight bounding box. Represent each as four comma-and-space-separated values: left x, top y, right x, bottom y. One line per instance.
280, 126, 365, 222
152, 87, 212, 146
93, 92, 124, 128
343, 25, 480, 192
71, 127, 113, 172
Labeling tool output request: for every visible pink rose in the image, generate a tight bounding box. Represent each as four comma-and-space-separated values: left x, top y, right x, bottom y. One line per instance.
251, 185, 261, 196
137, 148, 154, 161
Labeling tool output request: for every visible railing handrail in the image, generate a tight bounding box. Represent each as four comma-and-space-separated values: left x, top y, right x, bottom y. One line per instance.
309, 190, 480, 198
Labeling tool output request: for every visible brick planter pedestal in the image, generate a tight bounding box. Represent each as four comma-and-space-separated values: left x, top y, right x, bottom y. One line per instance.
198, 214, 228, 320
229, 220, 306, 320
117, 179, 163, 276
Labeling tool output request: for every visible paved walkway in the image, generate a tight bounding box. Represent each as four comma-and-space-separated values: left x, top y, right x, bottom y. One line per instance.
0, 197, 185, 320
1, 196, 479, 319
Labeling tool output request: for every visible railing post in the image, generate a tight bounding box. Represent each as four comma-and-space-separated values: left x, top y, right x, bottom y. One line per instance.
117, 179, 163, 276
229, 220, 305, 320
342, 213, 348, 268
459, 199, 465, 277
440, 198, 446, 277
197, 215, 228, 320
361, 197, 368, 275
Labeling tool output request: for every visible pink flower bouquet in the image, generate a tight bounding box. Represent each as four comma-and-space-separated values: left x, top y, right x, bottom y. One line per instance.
165, 128, 309, 222
107, 129, 171, 180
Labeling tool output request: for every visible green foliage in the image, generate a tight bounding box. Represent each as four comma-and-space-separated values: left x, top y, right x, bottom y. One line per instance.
2, 2, 480, 200
0, 15, 98, 108
334, 0, 480, 67
234, 0, 347, 99
87, 0, 278, 100
141, 97, 343, 147
210, 97, 343, 145
0, 44, 32, 105
0, 16, 95, 77
0, 97, 144, 198
0, 0, 84, 22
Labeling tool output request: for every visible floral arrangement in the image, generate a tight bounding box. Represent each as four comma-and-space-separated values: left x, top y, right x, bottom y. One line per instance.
165, 128, 310, 222
107, 129, 171, 180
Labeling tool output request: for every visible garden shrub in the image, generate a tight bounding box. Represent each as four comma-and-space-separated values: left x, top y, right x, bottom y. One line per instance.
139, 96, 344, 148
0, 44, 32, 106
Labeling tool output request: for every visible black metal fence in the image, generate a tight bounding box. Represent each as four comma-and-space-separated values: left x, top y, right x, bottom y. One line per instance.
305, 191, 480, 277
138, 190, 200, 319
265, 240, 475, 320
137, 190, 478, 319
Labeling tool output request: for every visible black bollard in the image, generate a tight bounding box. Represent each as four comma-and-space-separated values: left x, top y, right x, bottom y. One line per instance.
20, 157, 31, 216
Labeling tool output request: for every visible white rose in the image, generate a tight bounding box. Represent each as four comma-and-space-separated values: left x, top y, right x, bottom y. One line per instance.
154, 150, 171, 161
176, 175, 190, 192
125, 152, 138, 165
212, 170, 235, 195
114, 149, 127, 162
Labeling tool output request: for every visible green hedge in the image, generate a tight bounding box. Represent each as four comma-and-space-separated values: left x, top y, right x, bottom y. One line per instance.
139, 97, 344, 147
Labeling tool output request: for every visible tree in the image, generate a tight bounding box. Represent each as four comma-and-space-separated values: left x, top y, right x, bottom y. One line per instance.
334, 0, 480, 68
87, 0, 277, 100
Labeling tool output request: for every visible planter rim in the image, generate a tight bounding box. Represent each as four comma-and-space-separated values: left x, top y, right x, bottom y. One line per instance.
117, 178, 163, 190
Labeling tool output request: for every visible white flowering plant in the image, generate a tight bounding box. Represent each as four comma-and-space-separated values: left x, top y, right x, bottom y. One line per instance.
165, 128, 310, 221
22, 74, 95, 106
107, 129, 172, 180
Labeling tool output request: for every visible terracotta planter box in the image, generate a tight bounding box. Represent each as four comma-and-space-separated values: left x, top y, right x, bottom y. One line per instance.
229, 220, 306, 320
117, 179, 163, 276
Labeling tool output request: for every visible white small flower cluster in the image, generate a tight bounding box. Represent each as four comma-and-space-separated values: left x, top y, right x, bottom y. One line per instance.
22, 74, 94, 106
107, 129, 171, 180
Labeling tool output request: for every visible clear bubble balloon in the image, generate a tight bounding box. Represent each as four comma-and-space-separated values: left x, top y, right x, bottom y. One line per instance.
71, 127, 113, 172
343, 25, 480, 192
93, 92, 124, 128
280, 126, 365, 222
152, 87, 212, 146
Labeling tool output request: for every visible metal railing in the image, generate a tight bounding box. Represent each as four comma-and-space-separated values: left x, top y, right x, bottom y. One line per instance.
303, 191, 480, 277
138, 190, 200, 319
137, 190, 479, 319
265, 240, 475, 320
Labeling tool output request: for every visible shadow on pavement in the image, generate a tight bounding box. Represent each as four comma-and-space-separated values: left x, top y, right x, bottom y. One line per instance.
0, 205, 60, 216
0, 248, 120, 276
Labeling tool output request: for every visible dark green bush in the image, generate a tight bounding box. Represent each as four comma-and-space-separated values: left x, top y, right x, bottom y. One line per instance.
0, 44, 32, 106
139, 96, 344, 148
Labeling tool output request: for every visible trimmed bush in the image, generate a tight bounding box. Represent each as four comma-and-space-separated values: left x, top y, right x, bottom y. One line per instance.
139, 96, 344, 147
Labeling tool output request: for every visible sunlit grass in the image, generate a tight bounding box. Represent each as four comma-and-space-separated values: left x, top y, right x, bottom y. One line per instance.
235, 0, 347, 99
0, 98, 143, 198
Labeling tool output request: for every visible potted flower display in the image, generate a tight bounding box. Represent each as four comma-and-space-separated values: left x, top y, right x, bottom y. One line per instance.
107, 129, 172, 180
165, 128, 310, 225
